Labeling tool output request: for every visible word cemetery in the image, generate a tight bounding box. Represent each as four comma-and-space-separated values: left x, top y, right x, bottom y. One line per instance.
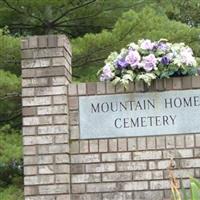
80, 89, 200, 138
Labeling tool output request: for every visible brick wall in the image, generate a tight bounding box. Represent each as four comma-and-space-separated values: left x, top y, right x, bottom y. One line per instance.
22, 35, 200, 200
68, 78, 200, 200
22, 35, 71, 200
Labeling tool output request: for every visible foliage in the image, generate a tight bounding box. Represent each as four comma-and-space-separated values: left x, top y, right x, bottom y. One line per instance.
0, 28, 20, 75
169, 159, 200, 200
0, 30, 21, 128
0, 70, 21, 127
1, 8, 200, 82
160, 0, 200, 27
0, 186, 23, 200
72, 8, 200, 82
0, 0, 152, 37
98, 39, 198, 87
0, 1, 200, 198
0, 125, 23, 187
170, 177, 200, 200
189, 178, 200, 200
0, 125, 22, 164
0, 0, 199, 38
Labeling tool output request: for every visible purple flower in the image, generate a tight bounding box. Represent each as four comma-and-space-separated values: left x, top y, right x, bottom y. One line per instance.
140, 39, 155, 50
100, 64, 113, 81
140, 54, 157, 72
125, 50, 141, 68
157, 42, 169, 52
161, 56, 170, 65
117, 59, 129, 69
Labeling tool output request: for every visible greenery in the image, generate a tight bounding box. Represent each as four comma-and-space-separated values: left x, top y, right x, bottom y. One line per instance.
0, 28, 20, 75
170, 177, 200, 200
72, 8, 200, 82
0, 70, 21, 127
0, 0, 149, 37
0, 125, 23, 188
168, 160, 200, 200
98, 39, 198, 87
0, 0, 200, 198
0, 186, 23, 200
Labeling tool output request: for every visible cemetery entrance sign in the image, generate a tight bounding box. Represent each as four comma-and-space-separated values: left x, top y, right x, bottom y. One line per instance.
21, 35, 200, 200
80, 89, 200, 138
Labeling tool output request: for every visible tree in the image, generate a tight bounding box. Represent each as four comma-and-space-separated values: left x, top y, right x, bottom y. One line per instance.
0, 0, 199, 38
160, 0, 200, 27
0, 0, 152, 37
0, 70, 21, 127
0, 125, 23, 191
72, 7, 200, 81
0, 3, 200, 199
0, 28, 20, 75
1, 7, 200, 126
0, 26, 22, 197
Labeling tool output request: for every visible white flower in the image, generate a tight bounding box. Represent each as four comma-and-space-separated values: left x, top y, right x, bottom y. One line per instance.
179, 47, 197, 66
117, 48, 129, 60
139, 39, 155, 50
100, 63, 114, 81
128, 42, 139, 50
105, 52, 118, 64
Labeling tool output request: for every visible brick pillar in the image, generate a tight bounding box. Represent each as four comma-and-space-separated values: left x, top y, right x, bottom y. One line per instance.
21, 35, 71, 200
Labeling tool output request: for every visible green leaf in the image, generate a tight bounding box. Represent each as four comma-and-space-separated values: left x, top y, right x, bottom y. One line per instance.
122, 74, 133, 81
190, 177, 200, 189
160, 71, 170, 78
137, 73, 156, 86
126, 70, 137, 79
120, 79, 129, 89
111, 77, 121, 85
138, 49, 149, 56
191, 182, 200, 200
126, 70, 134, 75
155, 50, 165, 57
187, 67, 198, 76
180, 178, 189, 200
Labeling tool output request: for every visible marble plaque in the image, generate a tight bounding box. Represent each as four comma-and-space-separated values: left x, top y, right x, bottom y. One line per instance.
79, 89, 200, 139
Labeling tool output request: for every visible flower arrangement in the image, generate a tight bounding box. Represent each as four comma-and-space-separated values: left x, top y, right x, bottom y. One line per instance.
98, 39, 199, 87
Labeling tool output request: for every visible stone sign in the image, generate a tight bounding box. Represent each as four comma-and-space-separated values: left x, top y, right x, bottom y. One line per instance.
79, 89, 200, 138
22, 36, 200, 200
